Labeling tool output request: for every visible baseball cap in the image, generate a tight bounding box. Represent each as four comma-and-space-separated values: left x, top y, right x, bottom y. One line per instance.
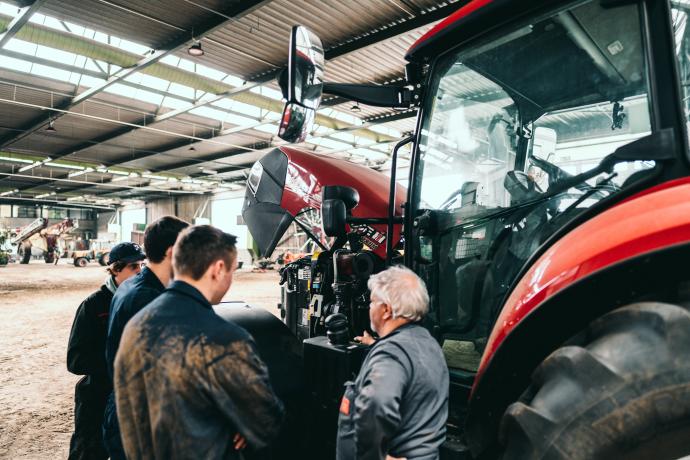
108, 242, 146, 265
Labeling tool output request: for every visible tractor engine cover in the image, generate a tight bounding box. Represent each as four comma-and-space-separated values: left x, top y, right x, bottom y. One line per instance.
241, 146, 406, 258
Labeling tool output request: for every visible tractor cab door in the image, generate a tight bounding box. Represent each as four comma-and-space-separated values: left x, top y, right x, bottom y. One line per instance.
406, 0, 656, 425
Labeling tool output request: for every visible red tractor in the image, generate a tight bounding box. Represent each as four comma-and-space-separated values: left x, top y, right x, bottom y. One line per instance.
235, 1, 690, 458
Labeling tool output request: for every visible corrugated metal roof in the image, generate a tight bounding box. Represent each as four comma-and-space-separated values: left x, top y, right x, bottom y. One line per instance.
0, 0, 466, 201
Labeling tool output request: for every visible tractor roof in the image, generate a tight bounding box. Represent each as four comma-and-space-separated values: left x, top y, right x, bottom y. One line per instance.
406, 0, 563, 62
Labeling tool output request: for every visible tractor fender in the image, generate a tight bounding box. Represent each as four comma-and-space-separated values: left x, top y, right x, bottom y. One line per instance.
212, 302, 307, 459
478, 179, 690, 378
466, 179, 690, 456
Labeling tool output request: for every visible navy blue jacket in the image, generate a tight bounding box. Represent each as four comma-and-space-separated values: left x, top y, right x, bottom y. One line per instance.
103, 267, 166, 459
114, 281, 285, 460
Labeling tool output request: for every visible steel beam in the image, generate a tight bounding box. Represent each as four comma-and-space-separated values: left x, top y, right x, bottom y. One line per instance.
0, 0, 46, 49
0, 0, 272, 148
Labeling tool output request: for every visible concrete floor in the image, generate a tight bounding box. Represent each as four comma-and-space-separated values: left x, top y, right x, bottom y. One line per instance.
0, 260, 281, 459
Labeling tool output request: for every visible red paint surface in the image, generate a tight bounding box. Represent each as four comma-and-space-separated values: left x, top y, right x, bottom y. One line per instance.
278, 146, 406, 259
476, 181, 690, 380
407, 0, 494, 58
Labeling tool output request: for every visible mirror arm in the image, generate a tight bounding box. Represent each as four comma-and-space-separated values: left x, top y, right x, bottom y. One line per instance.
323, 83, 413, 108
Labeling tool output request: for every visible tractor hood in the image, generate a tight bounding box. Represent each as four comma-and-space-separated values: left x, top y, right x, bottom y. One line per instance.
242, 146, 405, 258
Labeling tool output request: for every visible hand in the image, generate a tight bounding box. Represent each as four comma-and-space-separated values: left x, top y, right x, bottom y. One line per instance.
385, 456, 406, 460
354, 330, 376, 346
233, 433, 247, 450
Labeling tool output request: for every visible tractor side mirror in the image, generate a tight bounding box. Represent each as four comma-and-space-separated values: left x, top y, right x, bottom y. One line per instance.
278, 25, 324, 143
322, 199, 347, 237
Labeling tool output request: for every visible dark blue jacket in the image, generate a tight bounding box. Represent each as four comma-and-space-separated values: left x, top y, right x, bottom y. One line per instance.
114, 281, 285, 460
103, 267, 166, 459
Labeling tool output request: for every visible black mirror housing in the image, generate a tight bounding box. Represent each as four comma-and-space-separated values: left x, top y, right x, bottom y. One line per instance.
322, 199, 347, 237
322, 185, 359, 210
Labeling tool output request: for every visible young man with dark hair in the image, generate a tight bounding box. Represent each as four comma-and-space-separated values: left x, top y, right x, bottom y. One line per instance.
66, 242, 145, 460
103, 215, 189, 460
114, 225, 284, 460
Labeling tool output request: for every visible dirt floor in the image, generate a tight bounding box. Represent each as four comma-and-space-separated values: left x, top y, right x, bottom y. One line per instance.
0, 260, 281, 459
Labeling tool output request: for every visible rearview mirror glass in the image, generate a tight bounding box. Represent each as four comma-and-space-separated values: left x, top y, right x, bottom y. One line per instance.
289, 25, 324, 109
278, 26, 323, 143
278, 102, 314, 143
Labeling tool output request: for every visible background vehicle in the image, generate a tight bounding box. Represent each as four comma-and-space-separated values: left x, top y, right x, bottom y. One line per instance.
10, 217, 75, 264
67, 239, 115, 267
234, 1, 690, 459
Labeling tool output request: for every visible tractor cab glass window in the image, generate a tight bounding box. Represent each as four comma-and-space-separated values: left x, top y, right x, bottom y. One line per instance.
414, 1, 652, 373
671, 3, 690, 143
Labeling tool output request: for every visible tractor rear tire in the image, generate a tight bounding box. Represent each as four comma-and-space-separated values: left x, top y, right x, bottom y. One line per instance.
499, 302, 690, 460
20, 248, 30, 264
75, 257, 88, 268
44, 253, 54, 264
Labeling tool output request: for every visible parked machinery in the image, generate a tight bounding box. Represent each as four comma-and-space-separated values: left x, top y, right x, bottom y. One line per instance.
10, 217, 74, 264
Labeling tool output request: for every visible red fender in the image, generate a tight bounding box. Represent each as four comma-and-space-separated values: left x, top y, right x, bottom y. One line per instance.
476, 177, 690, 383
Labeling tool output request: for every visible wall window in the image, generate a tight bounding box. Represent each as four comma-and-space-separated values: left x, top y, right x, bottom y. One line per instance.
17, 206, 38, 218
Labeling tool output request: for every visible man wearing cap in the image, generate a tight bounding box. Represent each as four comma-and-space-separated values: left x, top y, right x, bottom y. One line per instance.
103, 216, 189, 460
66, 242, 146, 460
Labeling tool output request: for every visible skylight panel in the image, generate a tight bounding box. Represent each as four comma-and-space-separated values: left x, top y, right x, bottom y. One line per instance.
138, 74, 170, 92
63, 21, 85, 36
251, 86, 283, 101
177, 59, 196, 73
35, 45, 79, 66
80, 75, 107, 88
0, 55, 32, 73
195, 64, 226, 82
5, 38, 38, 56
133, 88, 164, 106
107, 83, 138, 99
312, 138, 351, 150
119, 39, 149, 56
161, 55, 181, 66
222, 113, 256, 127
31, 63, 71, 82
222, 74, 245, 87
0, 3, 18, 16
160, 97, 190, 110
212, 100, 260, 118
253, 124, 279, 134
93, 31, 110, 45
42, 16, 64, 31
84, 59, 104, 73
168, 83, 195, 100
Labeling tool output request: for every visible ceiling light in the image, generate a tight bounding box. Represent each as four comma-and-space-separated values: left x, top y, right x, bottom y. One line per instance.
201, 168, 218, 175
46, 119, 56, 132
18, 161, 42, 172
351, 104, 361, 113
0, 155, 33, 164
189, 145, 197, 151
188, 42, 204, 57
45, 162, 85, 170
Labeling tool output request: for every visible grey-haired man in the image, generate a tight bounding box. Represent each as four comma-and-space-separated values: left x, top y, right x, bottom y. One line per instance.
336, 265, 449, 460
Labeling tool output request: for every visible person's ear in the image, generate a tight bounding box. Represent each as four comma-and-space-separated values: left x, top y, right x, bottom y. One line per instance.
382, 303, 393, 320
165, 246, 174, 260
211, 259, 226, 280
